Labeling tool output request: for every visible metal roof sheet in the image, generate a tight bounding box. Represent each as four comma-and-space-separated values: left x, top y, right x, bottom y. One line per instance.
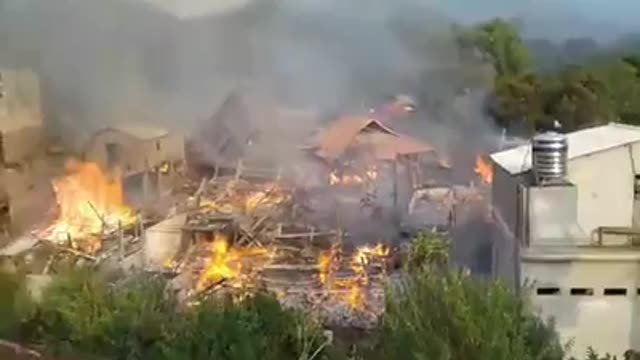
490, 123, 640, 175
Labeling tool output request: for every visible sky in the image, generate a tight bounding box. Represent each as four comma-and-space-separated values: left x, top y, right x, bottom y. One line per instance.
434, 0, 640, 42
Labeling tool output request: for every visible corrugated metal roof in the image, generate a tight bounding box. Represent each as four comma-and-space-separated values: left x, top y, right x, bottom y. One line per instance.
490, 123, 640, 175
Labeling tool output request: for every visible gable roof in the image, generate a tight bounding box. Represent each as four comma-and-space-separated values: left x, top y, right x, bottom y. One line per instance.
308, 115, 433, 160
490, 123, 640, 175
109, 123, 170, 140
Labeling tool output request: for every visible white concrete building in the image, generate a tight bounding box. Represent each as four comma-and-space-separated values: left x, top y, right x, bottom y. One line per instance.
490, 123, 640, 357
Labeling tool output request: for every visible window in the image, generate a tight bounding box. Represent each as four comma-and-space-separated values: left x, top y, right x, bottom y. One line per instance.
635, 175, 640, 199
105, 143, 122, 169
536, 287, 560, 296
156, 141, 161, 151
604, 288, 627, 296
570, 288, 594, 296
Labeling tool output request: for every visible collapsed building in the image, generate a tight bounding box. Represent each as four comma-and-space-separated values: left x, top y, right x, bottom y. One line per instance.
490, 123, 640, 357
187, 91, 317, 179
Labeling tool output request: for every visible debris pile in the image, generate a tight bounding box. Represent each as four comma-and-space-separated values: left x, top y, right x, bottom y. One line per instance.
162, 175, 393, 329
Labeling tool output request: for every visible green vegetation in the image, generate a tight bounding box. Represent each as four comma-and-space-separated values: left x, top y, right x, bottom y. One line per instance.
1, 269, 331, 360
379, 231, 565, 360
1, 233, 636, 359
457, 19, 640, 134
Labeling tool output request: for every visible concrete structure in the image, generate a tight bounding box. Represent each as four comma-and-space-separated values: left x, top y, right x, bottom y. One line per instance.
490, 123, 640, 357
0, 68, 50, 237
143, 213, 187, 269
82, 123, 186, 203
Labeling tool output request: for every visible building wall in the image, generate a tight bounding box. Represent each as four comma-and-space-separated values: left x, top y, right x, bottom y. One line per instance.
83, 130, 146, 176
141, 133, 185, 167
0, 159, 55, 233
0, 69, 44, 164
0, 69, 42, 121
522, 257, 640, 357
567, 146, 634, 238
490, 165, 525, 283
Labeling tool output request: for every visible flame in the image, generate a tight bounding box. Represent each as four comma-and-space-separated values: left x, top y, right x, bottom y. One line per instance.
38, 160, 135, 252
474, 155, 493, 185
197, 182, 288, 214
159, 162, 170, 174
195, 233, 273, 292
438, 158, 451, 169
244, 186, 287, 213
317, 242, 388, 310
329, 166, 377, 186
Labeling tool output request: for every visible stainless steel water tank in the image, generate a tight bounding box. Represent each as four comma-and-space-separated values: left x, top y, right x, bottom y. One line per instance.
532, 131, 568, 184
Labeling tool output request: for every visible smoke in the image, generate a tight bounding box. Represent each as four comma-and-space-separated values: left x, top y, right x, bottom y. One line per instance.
0, 0, 495, 145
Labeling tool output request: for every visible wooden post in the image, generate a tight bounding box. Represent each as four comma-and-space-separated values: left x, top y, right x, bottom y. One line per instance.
391, 158, 400, 229
118, 220, 124, 262
235, 159, 243, 181
213, 164, 219, 180
309, 226, 315, 244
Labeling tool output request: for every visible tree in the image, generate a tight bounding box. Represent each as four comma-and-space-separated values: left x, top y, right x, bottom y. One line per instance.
457, 19, 531, 77
491, 73, 547, 134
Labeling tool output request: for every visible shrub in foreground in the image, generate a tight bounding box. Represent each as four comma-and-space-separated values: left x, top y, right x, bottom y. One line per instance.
10, 269, 333, 360
381, 270, 565, 360
376, 231, 566, 360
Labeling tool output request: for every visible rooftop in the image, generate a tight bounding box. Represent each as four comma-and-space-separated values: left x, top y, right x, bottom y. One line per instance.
307, 116, 433, 161
490, 123, 640, 175
522, 245, 640, 261
108, 123, 170, 140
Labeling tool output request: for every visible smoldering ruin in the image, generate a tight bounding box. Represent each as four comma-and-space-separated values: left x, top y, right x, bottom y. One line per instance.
0, 0, 502, 329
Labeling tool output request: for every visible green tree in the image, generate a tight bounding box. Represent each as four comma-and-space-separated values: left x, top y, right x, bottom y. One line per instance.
457, 18, 531, 77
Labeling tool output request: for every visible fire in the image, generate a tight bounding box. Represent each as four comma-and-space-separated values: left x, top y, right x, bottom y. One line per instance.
329, 166, 377, 186
474, 154, 493, 185
317, 242, 389, 310
38, 159, 135, 251
195, 233, 273, 292
244, 186, 287, 213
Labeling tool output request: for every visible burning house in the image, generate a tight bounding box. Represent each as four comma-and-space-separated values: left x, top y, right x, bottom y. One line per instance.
305, 115, 433, 188
490, 123, 640, 357
82, 123, 186, 203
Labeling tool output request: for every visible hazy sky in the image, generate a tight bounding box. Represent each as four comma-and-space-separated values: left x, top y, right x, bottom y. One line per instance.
435, 0, 640, 41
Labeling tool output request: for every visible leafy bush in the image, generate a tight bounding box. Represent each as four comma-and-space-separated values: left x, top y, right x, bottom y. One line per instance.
376, 232, 566, 360
7, 269, 334, 360
159, 294, 331, 360
405, 231, 450, 274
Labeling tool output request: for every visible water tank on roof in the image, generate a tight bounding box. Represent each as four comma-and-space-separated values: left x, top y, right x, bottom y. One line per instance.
532, 131, 568, 185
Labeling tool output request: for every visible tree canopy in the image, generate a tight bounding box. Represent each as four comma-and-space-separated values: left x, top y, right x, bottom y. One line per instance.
459, 19, 640, 135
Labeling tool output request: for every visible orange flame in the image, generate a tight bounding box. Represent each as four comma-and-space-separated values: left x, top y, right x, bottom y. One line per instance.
329, 166, 377, 186
195, 233, 273, 292
317, 242, 388, 310
244, 186, 287, 213
38, 160, 134, 251
474, 154, 493, 185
